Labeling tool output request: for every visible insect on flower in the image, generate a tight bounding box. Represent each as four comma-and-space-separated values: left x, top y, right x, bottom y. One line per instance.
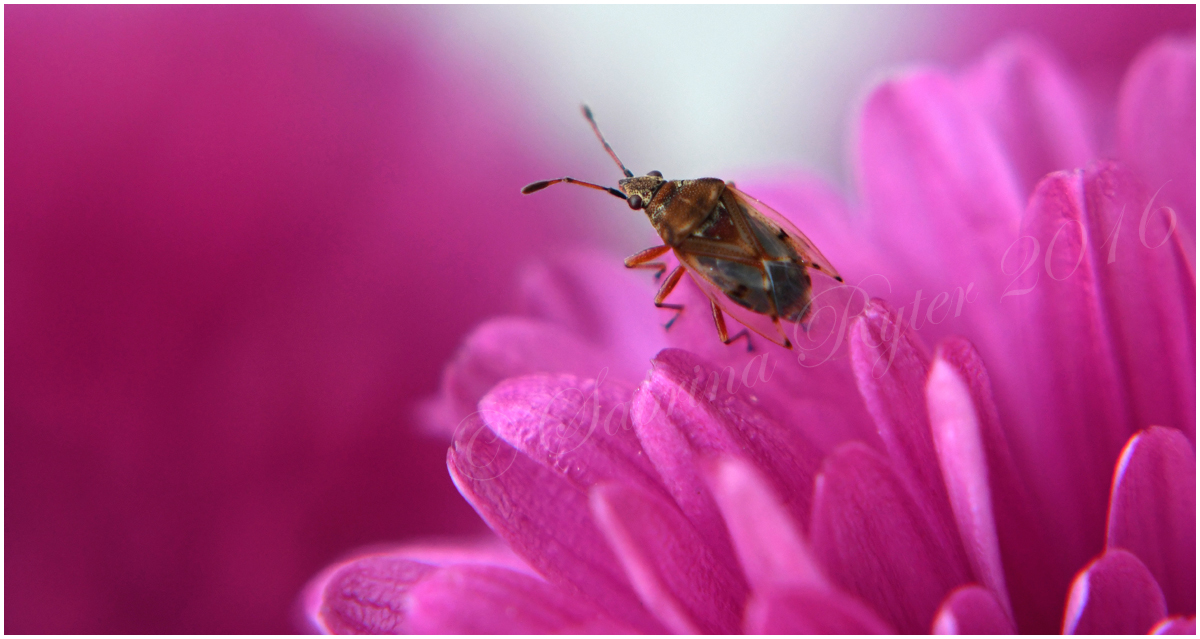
522, 106, 843, 349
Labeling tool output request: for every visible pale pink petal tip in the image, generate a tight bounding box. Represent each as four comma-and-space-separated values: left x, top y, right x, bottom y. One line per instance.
298, 536, 538, 632
932, 584, 1015, 634
1063, 548, 1167, 634
300, 556, 348, 634
745, 586, 894, 634
590, 481, 747, 634
1151, 615, 1197, 635
703, 455, 824, 592
312, 553, 629, 634
1107, 426, 1197, 616
405, 564, 633, 634
926, 355, 1011, 615
317, 555, 437, 634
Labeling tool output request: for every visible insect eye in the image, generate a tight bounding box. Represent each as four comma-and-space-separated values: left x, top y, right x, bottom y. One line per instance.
647, 170, 663, 177
627, 194, 644, 210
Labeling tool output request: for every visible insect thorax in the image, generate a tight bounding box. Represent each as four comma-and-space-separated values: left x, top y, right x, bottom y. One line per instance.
643, 178, 726, 246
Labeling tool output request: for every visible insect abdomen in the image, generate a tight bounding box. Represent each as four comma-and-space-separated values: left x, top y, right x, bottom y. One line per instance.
696, 256, 773, 314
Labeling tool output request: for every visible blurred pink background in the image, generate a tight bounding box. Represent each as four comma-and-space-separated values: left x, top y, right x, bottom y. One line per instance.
5, 5, 1193, 633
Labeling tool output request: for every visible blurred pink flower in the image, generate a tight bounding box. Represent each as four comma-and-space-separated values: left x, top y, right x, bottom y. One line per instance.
303, 35, 1194, 634
6, 6, 586, 633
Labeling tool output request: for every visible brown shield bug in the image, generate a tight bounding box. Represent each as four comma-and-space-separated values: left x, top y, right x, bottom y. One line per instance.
522, 106, 843, 349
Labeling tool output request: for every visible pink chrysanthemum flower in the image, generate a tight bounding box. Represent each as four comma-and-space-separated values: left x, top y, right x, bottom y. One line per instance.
303, 37, 1195, 634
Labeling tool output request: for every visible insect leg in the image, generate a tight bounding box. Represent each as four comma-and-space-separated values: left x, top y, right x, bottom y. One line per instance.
710, 300, 754, 352
770, 315, 793, 350
655, 265, 686, 329
624, 244, 672, 280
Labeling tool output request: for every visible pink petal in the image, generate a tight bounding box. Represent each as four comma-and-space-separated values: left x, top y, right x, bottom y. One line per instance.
930, 337, 1064, 633
316, 555, 437, 634
704, 456, 825, 591
1063, 548, 1167, 634
810, 442, 971, 633
1151, 615, 1197, 634
932, 584, 1016, 634
926, 354, 1011, 616
479, 374, 667, 499
1084, 163, 1196, 441
447, 416, 664, 632
405, 564, 634, 634
856, 68, 1024, 298
664, 314, 882, 456
958, 36, 1094, 197
590, 481, 747, 634
630, 269, 868, 460
420, 317, 618, 437
1004, 169, 1132, 575
298, 538, 533, 633
1107, 426, 1196, 615
744, 585, 894, 634
1118, 38, 1196, 244
631, 348, 822, 562
849, 300, 968, 569
313, 553, 631, 634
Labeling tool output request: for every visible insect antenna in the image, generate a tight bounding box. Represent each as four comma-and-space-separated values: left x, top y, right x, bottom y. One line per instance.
521, 177, 627, 201
581, 104, 634, 178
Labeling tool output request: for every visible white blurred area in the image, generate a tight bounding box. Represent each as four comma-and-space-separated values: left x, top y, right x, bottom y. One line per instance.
420, 6, 952, 186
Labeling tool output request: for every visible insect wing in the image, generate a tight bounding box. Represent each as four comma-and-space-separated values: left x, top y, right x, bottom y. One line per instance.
673, 249, 793, 348
726, 185, 842, 282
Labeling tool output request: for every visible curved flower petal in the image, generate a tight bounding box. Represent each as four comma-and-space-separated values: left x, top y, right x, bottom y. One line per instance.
591, 482, 747, 634
312, 553, 630, 634
856, 67, 1024, 302
480, 374, 666, 499
850, 300, 969, 569
1118, 37, 1196, 244
446, 416, 664, 631
420, 317, 619, 436
958, 36, 1094, 197
1083, 163, 1196, 441
926, 353, 1011, 616
631, 349, 822, 560
298, 537, 535, 633
1151, 615, 1197, 635
744, 585, 894, 634
929, 337, 1063, 632
1063, 548, 1167, 634
405, 564, 634, 634
810, 442, 971, 633
1005, 169, 1131, 573
638, 276, 881, 457
1107, 426, 1196, 615
704, 456, 824, 591
931, 584, 1016, 634
315, 556, 437, 634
